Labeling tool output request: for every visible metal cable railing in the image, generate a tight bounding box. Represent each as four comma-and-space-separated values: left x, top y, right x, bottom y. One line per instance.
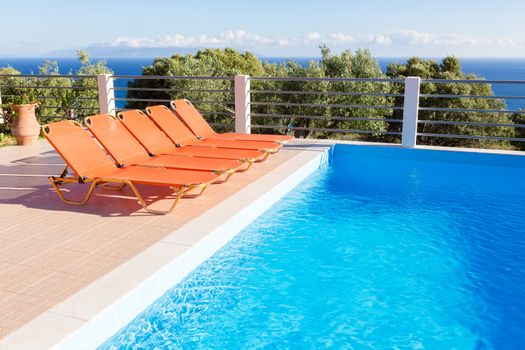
1, 73, 524, 149
248, 76, 403, 140
0, 74, 99, 120
417, 79, 525, 145
109, 75, 236, 131
111, 75, 234, 80
417, 133, 525, 142
113, 87, 233, 93
252, 90, 403, 98
249, 76, 404, 83
250, 101, 402, 110
249, 113, 404, 123
422, 79, 525, 84
252, 125, 402, 135
0, 85, 98, 90
418, 106, 525, 114
0, 74, 97, 79
420, 93, 525, 100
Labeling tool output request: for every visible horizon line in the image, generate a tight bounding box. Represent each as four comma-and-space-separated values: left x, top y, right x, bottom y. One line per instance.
2, 55, 525, 60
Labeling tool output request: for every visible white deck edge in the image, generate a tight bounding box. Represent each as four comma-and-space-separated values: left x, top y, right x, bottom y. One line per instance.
302, 138, 525, 156
0, 144, 330, 350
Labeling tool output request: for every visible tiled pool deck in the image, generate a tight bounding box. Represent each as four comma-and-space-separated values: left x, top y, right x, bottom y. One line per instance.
0, 139, 330, 348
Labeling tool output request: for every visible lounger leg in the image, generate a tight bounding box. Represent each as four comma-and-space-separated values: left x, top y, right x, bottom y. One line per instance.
182, 183, 209, 198
59, 165, 69, 178
50, 176, 197, 215
222, 169, 235, 182
49, 177, 98, 206
259, 146, 281, 155
126, 181, 189, 215
236, 159, 255, 172
211, 169, 236, 183
256, 151, 271, 162
194, 183, 209, 196
99, 182, 127, 191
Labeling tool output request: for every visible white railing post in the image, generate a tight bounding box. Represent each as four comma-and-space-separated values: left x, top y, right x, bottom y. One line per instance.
234, 75, 251, 134
401, 76, 421, 148
97, 74, 116, 116
0, 89, 3, 125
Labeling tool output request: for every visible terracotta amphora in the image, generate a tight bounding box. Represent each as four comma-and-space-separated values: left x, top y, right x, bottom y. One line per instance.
11, 103, 40, 145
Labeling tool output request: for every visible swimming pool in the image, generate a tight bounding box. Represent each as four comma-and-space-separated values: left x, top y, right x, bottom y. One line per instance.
100, 145, 525, 349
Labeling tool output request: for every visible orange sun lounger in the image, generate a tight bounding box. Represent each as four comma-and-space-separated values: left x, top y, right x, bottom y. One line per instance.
116, 110, 269, 162
171, 99, 293, 143
144, 105, 280, 161
84, 114, 251, 181
147, 104, 282, 153
43, 120, 221, 214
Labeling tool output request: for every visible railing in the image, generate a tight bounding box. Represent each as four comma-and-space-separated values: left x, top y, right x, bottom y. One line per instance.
0, 74, 99, 121
108, 74, 235, 131
248, 76, 405, 143
417, 79, 525, 146
1, 73, 525, 150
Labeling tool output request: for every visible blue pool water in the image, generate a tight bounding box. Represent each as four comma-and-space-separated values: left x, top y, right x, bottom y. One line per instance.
100, 145, 525, 349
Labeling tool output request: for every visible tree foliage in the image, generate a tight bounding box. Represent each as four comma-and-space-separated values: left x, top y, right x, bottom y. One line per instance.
0, 50, 111, 134
126, 49, 264, 131
127, 47, 394, 139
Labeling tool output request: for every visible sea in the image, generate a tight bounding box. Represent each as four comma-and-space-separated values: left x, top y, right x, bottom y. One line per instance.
1, 57, 524, 110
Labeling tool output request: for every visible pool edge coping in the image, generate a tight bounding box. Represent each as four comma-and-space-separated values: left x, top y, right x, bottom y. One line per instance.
0, 143, 330, 350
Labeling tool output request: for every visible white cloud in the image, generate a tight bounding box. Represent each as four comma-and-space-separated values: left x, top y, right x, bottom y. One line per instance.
328, 33, 354, 44
304, 32, 321, 42
99, 29, 525, 56
375, 30, 477, 46
107, 30, 290, 49
326, 30, 523, 49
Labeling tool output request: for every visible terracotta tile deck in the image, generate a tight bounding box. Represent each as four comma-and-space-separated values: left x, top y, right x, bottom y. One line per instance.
0, 140, 312, 339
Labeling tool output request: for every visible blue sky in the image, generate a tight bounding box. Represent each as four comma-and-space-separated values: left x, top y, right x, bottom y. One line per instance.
2, 0, 525, 57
